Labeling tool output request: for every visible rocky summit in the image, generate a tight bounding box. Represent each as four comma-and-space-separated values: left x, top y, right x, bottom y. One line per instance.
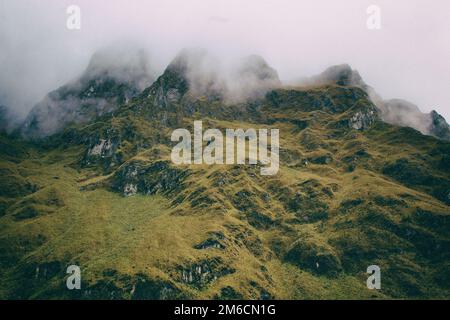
0, 50, 449, 299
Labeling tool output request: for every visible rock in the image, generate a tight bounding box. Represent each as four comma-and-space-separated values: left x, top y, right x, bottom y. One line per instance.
81, 133, 121, 171
232, 189, 257, 213
285, 237, 342, 276
177, 257, 235, 289
194, 232, 226, 250
429, 110, 450, 140
246, 211, 278, 230
123, 183, 138, 197
110, 160, 189, 197
308, 154, 333, 165
87, 139, 114, 157
132, 274, 185, 300
348, 108, 377, 130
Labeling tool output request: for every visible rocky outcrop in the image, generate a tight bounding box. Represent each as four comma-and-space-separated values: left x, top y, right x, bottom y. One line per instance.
299, 65, 450, 140
348, 107, 378, 130
176, 257, 235, 289
429, 110, 450, 140
87, 139, 115, 157
81, 133, 122, 171
194, 231, 226, 250
285, 237, 342, 276
109, 160, 190, 197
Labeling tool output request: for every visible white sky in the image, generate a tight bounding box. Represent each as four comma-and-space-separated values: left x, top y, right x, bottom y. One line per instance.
0, 0, 449, 120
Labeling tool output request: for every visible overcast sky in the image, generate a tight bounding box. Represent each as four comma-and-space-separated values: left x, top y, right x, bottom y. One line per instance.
0, 0, 449, 120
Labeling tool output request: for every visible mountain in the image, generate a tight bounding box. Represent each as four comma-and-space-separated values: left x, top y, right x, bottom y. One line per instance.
429, 110, 450, 140
0, 51, 449, 299
298, 64, 450, 140
0, 105, 8, 132
21, 47, 156, 139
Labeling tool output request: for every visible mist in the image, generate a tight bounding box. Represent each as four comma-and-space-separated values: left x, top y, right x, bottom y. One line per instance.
167, 48, 281, 103
0, 0, 449, 122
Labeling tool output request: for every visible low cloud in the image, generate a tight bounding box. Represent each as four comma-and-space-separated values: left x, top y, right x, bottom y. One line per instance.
0, 0, 448, 124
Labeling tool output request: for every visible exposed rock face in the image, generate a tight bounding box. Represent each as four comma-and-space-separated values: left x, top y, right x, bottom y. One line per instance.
87, 139, 115, 157
176, 257, 235, 289
110, 160, 190, 197
21, 48, 155, 138
348, 108, 378, 130
141, 51, 191, 110
429, 110, 450, 140
194, 232, 226, 250
299, 65, 450, 140
130, 274, 186, 300
81, 132, 122, 171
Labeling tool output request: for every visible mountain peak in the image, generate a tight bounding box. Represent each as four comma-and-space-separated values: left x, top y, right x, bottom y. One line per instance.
166, 48, 211, 74
21, 47, 156, 138
81, 46, 155, 91
292, 65, 450, 141
236, 54, 280, 83
429, 110, 450, 140
309, 64, 366, 88
145, 49, 280, 105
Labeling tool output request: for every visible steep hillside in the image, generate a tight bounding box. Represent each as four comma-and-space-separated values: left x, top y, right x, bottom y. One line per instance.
0, 53, 449, 300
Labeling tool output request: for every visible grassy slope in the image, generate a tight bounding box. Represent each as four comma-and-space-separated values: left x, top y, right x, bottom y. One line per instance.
0, 85, 449, 299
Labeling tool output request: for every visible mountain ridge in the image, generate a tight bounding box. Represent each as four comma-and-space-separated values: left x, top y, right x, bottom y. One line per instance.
11, 52, 449, 141
0, 49, 449, 300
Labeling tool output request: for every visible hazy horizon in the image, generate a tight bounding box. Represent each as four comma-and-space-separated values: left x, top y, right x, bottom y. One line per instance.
0, 0, 449, 121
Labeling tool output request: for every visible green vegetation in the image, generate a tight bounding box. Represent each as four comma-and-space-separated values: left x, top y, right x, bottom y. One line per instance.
0, 68, 449, 300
